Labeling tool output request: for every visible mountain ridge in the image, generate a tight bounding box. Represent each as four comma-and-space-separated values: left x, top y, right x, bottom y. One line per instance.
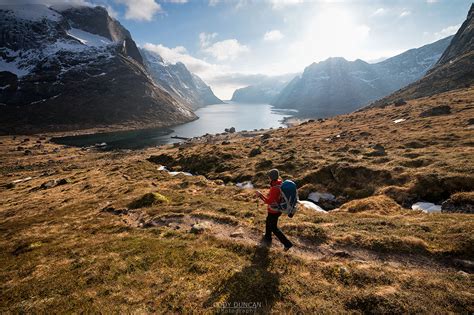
141, 48, 223, 110
270, 35, 453, 117
0, 4, 196, 134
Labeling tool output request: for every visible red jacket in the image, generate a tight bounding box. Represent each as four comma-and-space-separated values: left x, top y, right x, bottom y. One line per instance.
261, 179, 282, 214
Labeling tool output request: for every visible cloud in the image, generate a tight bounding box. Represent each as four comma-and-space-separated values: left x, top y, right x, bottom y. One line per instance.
268, 0, 303, 10
102, 4, 119, 18
399, 10, 411, 18
434, 24, 461, 40
164, 0, 188, 3
371, 8, 387, 17
202, 39, 249, 61
199, 32, 218, 48
426, 0, 438, 3
115, 0, 162, 21
264, 30, 284, 41
208, 0, 219, 6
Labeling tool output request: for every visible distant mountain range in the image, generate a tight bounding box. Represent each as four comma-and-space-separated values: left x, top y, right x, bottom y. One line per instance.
230, 73, 296, 103
369, 3, 474, 108
269, 36, 453, 117
141, 48, 223, 110
0, 4, 221, 134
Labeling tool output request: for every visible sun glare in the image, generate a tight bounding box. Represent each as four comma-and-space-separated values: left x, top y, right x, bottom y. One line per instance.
290, 6, 370, 66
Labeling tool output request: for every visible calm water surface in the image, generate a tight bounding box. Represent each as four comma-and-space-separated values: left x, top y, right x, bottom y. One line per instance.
52, 102, 296, 150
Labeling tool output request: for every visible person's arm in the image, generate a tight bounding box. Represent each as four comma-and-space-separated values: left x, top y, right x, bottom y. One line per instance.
256, 190, 268, 203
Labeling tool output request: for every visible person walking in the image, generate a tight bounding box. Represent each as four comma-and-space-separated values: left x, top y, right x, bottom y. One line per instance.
256, 169, 293, 251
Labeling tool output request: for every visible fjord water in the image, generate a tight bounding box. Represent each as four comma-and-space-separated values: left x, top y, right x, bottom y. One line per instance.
52, 102, 296, 150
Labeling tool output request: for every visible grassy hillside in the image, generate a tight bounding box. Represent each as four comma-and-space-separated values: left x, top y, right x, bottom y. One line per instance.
1, 87, 473, 313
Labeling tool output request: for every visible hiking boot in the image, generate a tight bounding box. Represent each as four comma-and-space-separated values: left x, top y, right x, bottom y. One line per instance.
283, 243, 293, 252
259, 237, 272, 247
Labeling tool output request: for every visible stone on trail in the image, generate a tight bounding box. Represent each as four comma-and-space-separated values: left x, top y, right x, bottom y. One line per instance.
230, 227, 245, 238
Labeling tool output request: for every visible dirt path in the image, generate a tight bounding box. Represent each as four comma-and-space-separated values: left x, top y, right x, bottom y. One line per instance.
109, 210, 469, 272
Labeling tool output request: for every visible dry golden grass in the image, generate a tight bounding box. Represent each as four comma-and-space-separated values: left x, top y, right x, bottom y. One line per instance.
0, 87, 473, 313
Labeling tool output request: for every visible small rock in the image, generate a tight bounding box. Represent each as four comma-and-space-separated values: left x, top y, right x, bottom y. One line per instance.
453, 259, 474, 271
24, 150, 32, 156
230, 228, 244, 238
221, 140, 230, 145
419, 105, 451, 117
229, 127, 236, 133
261, 133, 271, 140
334, 251, 351, 258
393, 98, 407, 106
41, 180, 58, 189
190, 223, 207, 234
339, 266, 349, 278
366, 144, 386, 157
57, 178, 71, 186
249, 147, 262, 157
214, 179, 224, 186
457, 270, 469, 277
101, 206, 129, 215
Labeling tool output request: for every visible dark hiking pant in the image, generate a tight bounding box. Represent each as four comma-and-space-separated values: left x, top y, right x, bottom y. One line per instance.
264, 213, 292, 247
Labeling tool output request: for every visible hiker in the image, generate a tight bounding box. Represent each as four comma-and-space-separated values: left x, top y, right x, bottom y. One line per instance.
256, 169, 293, 251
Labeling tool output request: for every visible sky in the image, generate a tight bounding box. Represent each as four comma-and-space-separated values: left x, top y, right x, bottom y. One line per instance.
2, 0, 472, 99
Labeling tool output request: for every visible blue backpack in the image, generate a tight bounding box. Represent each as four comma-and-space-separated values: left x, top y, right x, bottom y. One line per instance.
270, 180, 299, 217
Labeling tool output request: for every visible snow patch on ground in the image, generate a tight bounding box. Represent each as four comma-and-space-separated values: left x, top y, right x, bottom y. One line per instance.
66, 28, 112, 47
412, 202, 441, 213
394, 118, 406, 123
2, 4, 61, 22
157, 165, 192, 176
308, 192, 335, 203
298, 200, 327, 213
0, 58, 30, 77
236, 181, 254, 189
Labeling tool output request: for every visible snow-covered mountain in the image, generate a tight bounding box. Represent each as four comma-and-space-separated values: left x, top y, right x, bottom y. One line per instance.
230, 73, 296, 103
271, 36, 453, 117
141, 48, 223, 110
0, 4, 196, 134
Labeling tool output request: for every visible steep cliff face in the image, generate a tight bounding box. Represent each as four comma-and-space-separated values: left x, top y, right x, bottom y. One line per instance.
271, 36, 453, 117
368, 4, 473, 108
141, 48, 223, 110
0, 4, 196, 134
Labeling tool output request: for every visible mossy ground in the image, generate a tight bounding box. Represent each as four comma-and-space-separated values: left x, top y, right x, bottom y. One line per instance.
1, 87, 473, 313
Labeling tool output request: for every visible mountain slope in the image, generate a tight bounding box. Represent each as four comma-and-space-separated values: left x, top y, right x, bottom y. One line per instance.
368, 4, 474, 107
0, 4, 196, 134
230, 74, 296, 103
271, 36, 453, 117
141, 48, 223, 110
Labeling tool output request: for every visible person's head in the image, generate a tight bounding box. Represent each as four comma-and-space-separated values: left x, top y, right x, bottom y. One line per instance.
267, 169, 280, 182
